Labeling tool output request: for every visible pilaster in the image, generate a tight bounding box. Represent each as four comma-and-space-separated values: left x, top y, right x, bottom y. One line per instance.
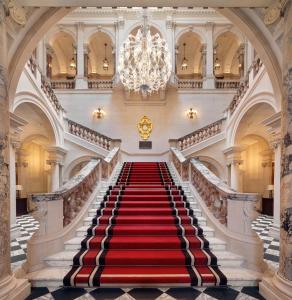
75, 22, 87, 89
203, 22, 215, 89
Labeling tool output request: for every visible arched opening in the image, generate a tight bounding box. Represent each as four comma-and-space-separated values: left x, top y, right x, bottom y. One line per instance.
47, 31, 76, 80
176, 32, 203, 79
87, 31, 115, 79
234, 102, 276, 211
214, 31, 244, 79
13, 102, 56, 212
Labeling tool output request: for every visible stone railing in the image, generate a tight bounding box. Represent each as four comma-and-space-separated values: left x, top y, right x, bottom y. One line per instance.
88, 79, 113, 89
228, 56, 264, 115
170, 147, 189, 181
176, 79, 203, 89
40, 75, 63, 113
51, 80, 75, 89
170, 148, 264, 271
172, 118, 225, 151
101, 147, 120, 180
215, 79, 240, 89
26, 56, 64, 114
31, 159, 100, 227
66, 119, 121, 150
190, 158, 259, 225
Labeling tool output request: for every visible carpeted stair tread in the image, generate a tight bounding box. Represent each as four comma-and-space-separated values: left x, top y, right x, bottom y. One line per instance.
64, 162, 227, 287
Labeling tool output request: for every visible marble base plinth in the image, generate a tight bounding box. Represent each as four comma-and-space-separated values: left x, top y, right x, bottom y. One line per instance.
0, 275, 30, 300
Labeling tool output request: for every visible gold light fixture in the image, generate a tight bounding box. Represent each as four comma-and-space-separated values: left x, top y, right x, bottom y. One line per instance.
69, 56, 76, 69
187, 108, 197, 119
181, 43, 188, 70
103, 43, 109, 71
214, 57, 221, 70
94, 108, 104, 119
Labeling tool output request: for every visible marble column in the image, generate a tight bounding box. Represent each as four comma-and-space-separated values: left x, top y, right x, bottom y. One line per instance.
46, 146, 67, 192
260, 4, 292, 299
261, 149, 274, 198
9, 113, 27, 239
270, 140, 281, 238
0, 7, 30, 300
203, 22, 215, 89
75, 22, 87, 89
224, 146, 244, 192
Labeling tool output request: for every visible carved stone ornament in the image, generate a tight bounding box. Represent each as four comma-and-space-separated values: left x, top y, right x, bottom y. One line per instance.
6, 0, 27, 26
263, 1, 281, 25
137, 116, 153, 140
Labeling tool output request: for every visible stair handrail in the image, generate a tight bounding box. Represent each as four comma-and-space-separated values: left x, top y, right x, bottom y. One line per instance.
227, 56, 264, 115
101, 147, 120, 180
66, 118, 122, 151
170, 118, 226, 151
31, 158, 100, 227
170, 147, 265, 272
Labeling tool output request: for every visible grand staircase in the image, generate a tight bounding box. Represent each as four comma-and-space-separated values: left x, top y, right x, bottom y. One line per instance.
27, 162, 262, 288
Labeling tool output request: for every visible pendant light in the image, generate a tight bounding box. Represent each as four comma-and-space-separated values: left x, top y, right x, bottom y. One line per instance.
181, 43, 188, 70
103, 43, 109, 71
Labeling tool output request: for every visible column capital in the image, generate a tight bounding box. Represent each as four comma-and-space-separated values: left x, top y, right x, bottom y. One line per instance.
223, 146, 245, 166
46, 146, 67, 165
9, 112, 27, 149
204, 21, 214, 30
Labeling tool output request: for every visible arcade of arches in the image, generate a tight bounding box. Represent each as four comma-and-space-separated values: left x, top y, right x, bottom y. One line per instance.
0, 2, 291, 300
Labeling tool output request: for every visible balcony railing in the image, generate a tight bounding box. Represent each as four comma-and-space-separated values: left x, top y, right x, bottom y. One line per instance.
172, 118, 226, 151
67, 119, 121, 150
176, 79, 203, 89
228, 56, 264, 115
88, 79, 113, 89
51, 80, 75, 89
215, 79, 240, 89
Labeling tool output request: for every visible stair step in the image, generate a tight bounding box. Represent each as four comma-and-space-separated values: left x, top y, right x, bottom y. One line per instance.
65, 235, 225, 251
45, 249, 243, 268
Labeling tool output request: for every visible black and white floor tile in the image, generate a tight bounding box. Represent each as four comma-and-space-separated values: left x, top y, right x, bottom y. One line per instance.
11, 214, 278, 299
26, 286, 265, 300
11, 215, 39, 271
251, 214, 279, 267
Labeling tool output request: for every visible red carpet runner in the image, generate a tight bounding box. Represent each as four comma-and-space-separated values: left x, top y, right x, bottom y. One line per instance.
64, 162, 227, 287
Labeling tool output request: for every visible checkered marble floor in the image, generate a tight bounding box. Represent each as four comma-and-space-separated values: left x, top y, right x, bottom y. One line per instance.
11, 214, 278, 300
251, 214, 279, 268
26, 286, 265, 300
11, 215, 39, 271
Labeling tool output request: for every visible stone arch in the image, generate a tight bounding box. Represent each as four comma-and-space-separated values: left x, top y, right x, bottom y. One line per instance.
85, 28, 115, 47
46, 26, 77, 46
175, 27, 206, 45
196, 155, 226, 180
12, 92, 63, 146
64, 155, 96, 180
124, 21, 165, 41
228, 93, 278, 146
213, 26, 244, 44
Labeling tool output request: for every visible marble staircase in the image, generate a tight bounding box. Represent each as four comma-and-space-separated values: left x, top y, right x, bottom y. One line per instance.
27, 163, 262, 288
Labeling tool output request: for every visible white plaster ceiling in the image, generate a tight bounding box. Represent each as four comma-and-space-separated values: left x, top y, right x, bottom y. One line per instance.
235, 103, 276, 144
14, 103, 55, 145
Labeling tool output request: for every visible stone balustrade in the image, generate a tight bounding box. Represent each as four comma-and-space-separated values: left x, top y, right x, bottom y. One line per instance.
228, 56, 263, 115
67, 119, 121, 150
51, 80, 76, 89
101, 147, 120, 180
215, 79, 240, 89
31, 159, 100, 227
170, 147, 259, 230
88, 79, 113, 89
176, 79, 203, 89
26, 56, 64, 114
172, 118, 225, 151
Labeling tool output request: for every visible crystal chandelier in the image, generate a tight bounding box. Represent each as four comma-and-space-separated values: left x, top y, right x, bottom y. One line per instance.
118, 12, 171, 94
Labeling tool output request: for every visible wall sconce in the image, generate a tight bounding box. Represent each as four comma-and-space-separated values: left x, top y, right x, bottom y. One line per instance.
187, 108, 197, 119
94, 108, 104, 119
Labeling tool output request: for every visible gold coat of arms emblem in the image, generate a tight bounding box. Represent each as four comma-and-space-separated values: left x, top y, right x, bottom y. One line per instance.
137, 116, 153, 140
